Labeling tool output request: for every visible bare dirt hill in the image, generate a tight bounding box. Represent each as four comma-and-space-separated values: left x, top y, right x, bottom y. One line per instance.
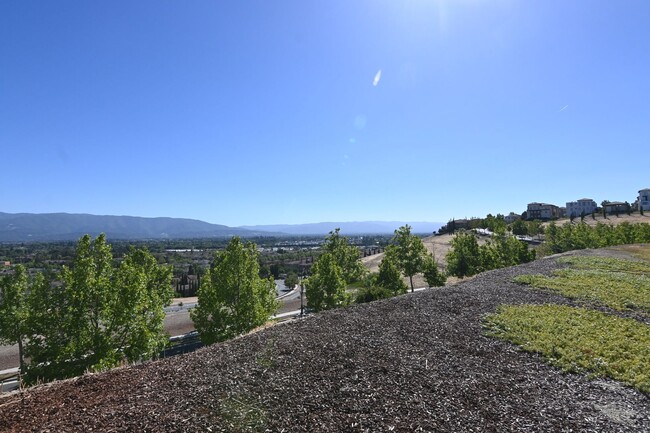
2, 249, 648, 432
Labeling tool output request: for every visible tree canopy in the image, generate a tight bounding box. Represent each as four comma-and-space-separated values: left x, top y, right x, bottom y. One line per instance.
445, 231, 482, 278
1, 234, 174, 384
391, 225, 428, 292
376, 249, 408, 295
25, 234, 174, 382
305, 252, 348, 312
191, 237, 278, 345
0, 264, 31, 373
305, 228, 363, 312
322, 228, 365, 284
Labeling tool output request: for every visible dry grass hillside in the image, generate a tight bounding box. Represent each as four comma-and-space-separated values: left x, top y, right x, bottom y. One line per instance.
547, 212, 649, 227
362, 233, 491, 288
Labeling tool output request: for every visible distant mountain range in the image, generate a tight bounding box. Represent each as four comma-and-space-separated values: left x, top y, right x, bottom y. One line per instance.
239, 221, 444, 235
0, 212, 257, 242
0, 212, 444, 242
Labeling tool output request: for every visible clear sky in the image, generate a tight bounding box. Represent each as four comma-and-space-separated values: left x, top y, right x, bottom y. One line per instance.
2, 1, 649, 226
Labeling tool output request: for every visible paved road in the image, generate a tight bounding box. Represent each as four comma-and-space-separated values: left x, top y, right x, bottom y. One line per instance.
0, 288, 306, 371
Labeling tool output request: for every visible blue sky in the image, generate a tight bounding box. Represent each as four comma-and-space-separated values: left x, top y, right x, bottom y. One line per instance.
2, 1, 649, 226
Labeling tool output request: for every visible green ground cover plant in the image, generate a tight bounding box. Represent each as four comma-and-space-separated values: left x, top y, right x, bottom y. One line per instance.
514, 256, 650, 313
484, 304, 650, 393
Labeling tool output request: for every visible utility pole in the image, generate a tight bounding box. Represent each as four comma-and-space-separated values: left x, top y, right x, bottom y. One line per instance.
300, 278, 304, 317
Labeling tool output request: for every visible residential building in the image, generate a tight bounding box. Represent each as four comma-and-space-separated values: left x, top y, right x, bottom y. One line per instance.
504, 212, 520, 224
604, 201, 629, 214
566, 198, 597, 218
526, 202, 561, 220
639, 188, 650, 211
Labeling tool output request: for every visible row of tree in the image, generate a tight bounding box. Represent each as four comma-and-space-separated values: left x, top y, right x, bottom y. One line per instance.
305, 226, 447, 311
544, 221, 650, 254
0, 234, 173, 383
0, 234, 280, 384
445, 230, 536, 278
1, 225, 538, 385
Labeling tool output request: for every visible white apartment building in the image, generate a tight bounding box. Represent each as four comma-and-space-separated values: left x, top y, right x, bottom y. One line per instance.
639, 188, 650, 211
566, 198, 597, 218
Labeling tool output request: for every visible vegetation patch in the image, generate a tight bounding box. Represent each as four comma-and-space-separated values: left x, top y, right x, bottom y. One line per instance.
514, 257, 650, 313
219, 395, 268, 432
484, 304, 650, 393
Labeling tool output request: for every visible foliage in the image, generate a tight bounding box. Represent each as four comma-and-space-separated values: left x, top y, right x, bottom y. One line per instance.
322, 228, 366, 284
445, 231, 482, 277
0, 264, 31, 373
480, 213, 507, 233
544, 221, 650, 254
284, 272, 299, 290
391, 225, 428, 292
480, 232, 536, 271
24, 234, 173, 382
191, 237, 278, 345
305, 252, 349, 312
446, 229, 535, 278
510, 219, 528, 236
514, 256, 650, 314
422, 253, 446, 287
304, 229, 365, 312
484, 304, 650, 393
376, 250, 408, 295
354, 285, 393, 304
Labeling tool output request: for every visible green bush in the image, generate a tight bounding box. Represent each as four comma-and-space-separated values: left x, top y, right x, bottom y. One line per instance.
354, 286, 394, 304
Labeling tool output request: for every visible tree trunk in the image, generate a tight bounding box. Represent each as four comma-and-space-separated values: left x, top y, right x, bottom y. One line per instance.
18, 337, 25, 375
409, 275, 414, 293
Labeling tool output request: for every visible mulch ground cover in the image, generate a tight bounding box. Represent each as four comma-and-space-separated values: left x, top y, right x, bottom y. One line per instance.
1, 250, 649, 432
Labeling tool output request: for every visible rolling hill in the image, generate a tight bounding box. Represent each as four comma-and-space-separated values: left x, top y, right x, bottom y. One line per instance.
0, 212, 259, 241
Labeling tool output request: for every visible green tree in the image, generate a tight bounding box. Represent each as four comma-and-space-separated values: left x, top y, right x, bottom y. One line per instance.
527, 220, 544, 239
0, 265, 32, 374
446, 231, 482, 277
305, 252, 348, 312
392, 225, 428, 292
112, 248, 174, 362
354, 285, 392, 304
191, 237, 277, 345
480, 231, 536, 269
25, 234, 173, 382
284, 271, 299, 290
511, 219, 528, 236
376, 248, 408, 295
422, 253, 447, 287
322, 228, 365, 284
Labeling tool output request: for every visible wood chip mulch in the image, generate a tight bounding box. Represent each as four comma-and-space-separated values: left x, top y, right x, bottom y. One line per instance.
1, 251, 649, 432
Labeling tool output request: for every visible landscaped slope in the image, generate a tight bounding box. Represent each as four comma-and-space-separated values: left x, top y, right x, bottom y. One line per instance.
1, 250, 649, 432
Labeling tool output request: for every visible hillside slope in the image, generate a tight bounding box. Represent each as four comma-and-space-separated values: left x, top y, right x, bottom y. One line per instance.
0, 212, 258, 241
1, 250, 648, 432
